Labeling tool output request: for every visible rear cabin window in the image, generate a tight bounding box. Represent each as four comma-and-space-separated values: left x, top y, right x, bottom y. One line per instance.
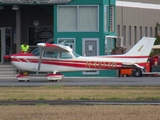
43, 51, 58, 58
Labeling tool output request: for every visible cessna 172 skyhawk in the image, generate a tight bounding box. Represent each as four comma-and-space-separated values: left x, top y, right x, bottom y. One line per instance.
4, 37, 156, 81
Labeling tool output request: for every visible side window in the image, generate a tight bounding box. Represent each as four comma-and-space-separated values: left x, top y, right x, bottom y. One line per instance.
43, 51, 58, 58
60, 52, 73, 59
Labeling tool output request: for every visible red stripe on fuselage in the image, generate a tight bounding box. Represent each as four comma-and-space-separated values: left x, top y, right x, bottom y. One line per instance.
11, 53, 34, 56
10, 58, 147, 70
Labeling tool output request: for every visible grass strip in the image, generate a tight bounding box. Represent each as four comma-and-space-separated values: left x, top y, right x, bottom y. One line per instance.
0, 86, 160, 101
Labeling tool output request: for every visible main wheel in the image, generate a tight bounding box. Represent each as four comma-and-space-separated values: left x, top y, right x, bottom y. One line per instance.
132, 69, 142, 77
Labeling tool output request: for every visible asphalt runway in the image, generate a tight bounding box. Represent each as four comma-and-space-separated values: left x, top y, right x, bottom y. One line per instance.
0, 100, 160, 105
0, 77, 160, 105
0, 77, 160, 86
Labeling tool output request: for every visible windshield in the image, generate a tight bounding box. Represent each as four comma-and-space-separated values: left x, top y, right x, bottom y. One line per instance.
31, 47, 40, 56
72, 51, 80, 58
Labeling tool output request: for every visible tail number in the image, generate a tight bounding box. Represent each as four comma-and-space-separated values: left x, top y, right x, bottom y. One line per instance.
86, 62, 117, 68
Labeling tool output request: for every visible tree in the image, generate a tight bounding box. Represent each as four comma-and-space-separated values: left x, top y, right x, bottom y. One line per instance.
155, 23, 160, 44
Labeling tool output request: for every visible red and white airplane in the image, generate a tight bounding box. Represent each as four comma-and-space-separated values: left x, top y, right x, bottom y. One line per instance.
4, 37, 156, 81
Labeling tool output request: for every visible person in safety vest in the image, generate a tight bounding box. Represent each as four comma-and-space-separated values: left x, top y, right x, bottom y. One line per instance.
20, 43, 30, 53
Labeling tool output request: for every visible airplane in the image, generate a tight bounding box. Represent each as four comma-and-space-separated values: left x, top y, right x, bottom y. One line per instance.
4, 37, 156, 82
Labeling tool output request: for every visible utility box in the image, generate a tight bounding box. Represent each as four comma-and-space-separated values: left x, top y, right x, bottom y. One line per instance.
152, 65, 160, 72
150, 54, 160, 72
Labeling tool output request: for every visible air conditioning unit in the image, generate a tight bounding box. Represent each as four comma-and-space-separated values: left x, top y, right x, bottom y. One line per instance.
116, 37, 124, 48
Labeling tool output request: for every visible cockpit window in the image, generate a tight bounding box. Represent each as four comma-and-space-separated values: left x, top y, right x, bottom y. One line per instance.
60, 52, 73, 59
43, 51, 58, 58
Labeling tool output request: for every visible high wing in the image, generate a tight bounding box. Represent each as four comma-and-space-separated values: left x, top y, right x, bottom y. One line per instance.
37, 43, 73, 52
36, 43, 73, 71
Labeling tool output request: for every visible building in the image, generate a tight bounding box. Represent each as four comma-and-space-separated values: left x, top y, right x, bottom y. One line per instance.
0, 0, 117, 77
116, 0, 160, 51
1, 0, 159, 77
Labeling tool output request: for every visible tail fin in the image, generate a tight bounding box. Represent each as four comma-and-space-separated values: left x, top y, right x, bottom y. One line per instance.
125, 37, 156, 56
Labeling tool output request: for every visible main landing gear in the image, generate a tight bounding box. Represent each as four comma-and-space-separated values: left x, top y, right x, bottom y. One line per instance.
16, 72, 64, 82
132, 68, 143, 77
46, 73, 64, 82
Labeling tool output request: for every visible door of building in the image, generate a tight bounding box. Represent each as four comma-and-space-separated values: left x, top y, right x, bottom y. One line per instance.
0, 28, 12, 64
83, 38, 99, 56
82, 38, 99, 74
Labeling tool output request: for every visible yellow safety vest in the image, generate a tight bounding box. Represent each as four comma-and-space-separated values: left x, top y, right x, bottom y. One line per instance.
21, 44, 29, 52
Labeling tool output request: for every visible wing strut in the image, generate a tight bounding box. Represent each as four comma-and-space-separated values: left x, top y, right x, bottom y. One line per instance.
37, 47, 43, 71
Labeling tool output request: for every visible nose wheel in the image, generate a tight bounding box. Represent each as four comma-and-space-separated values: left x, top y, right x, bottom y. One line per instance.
17, 71, 31, 82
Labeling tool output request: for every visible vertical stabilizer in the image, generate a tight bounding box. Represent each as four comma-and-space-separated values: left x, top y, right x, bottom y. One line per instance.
125, 37, 156, 56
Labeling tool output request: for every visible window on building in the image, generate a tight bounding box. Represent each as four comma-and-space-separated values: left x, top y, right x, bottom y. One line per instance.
155, 27, 158, 36
57, 38, 75, 51
134, 26, 137, 44
104, 6, 108, 32
110, 6, 115, 32
145, 26, 147, 37
79, 6, 98, 31
123, 25, 126, 46
28, 26, 53, 46
150, 27, 153, 37
58, 6, 77, 31
58, 5, 99, 32
128, 26, 131, 46
117, 25, 120, 36
140, 26, 142, 39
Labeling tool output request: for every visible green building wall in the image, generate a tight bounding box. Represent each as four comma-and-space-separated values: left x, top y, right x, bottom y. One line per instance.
53, 0, 117, 77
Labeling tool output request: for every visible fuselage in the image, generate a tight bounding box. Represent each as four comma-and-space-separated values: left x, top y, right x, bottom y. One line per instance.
10, 53, 148, 73
6, 37, 155, 74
